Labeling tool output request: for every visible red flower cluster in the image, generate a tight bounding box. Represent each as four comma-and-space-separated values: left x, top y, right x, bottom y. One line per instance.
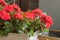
0, 0, 53, 29
25, 8, 44, 20
24, 8, 53, 29
25, 12, 35, 20
14, 13, 23, 20
32, 8, 43, 17
11, 4, 21, 12
40, 15, 53, 29
4, 5, 13, 12
4, 4, 21, 13
0, 0, 7, 7
0, 0, 22, 21
0, 10, 11, 20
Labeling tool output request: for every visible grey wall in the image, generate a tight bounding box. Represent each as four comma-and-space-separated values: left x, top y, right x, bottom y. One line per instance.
39, 0, 60, 30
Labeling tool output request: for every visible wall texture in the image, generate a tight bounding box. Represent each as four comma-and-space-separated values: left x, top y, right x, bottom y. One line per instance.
39, 0, 60, 30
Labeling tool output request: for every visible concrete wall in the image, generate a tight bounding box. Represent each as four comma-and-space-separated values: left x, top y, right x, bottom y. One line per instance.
39, 0, 60, 30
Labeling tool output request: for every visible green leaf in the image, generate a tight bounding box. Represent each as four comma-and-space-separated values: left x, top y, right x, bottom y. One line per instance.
44, 28, 49, 32
22, 23, 28, 31
0, 30, 4, 36
24, 18, 31, 25
28, 28, 34, 37
4, 22, 10, 25
40, 23, 45, 27
34, 26, 39, 29
4, 21, 14, 32
10, 12, 15, 16
0, 6, 3, 10
34, 16, 40, 25
0, 30, 9, 36
18, 30, 24, 34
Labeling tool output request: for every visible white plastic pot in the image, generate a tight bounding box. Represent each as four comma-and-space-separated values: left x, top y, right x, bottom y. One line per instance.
28, 31, 39, 40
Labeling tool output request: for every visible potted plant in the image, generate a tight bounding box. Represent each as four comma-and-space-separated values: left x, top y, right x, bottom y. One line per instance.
0, 0, 53, 40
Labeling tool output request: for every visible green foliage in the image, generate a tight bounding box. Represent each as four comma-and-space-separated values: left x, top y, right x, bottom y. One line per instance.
44, 28, 49, 32
0, 21, 10, 36
0, 15, 46, 36
28, 28, 34, 37
5, 0, 13, 4
0, 6, 3, 10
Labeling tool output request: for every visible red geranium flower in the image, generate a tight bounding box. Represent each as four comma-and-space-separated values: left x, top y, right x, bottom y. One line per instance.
0, 10, 6, 18
0, 11, 2, 18
40, 14, 53, 29
2, 14, 11, 21
0, 10, 11, 20
14, 13, 23, 20
40, 15, 46, 23
0, 0, 7, 7
25, 12, 35, 20
11, 4, 21, 12
45, 22, 50, 29
1, 13, 11, 21
32, 8, 43, 17
45, 15, 53, 26
4, 5, 13, 12
0, 0, 4, 1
